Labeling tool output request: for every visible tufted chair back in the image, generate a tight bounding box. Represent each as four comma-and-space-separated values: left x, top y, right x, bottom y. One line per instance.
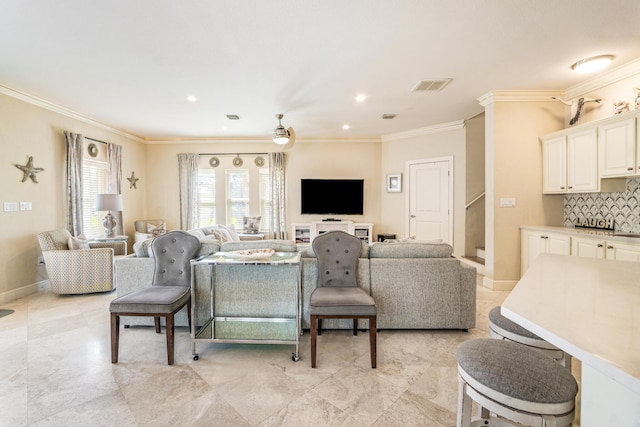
312, 230, 362, 288
151, 230, 199, 287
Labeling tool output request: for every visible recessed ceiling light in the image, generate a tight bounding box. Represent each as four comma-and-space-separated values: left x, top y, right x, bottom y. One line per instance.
226, 114, 240, 120
355, 94, 367, 102
342, 124, 350, 130
571, 55, 614, 74
186, 95, 197, 102
221, 126, 228, 131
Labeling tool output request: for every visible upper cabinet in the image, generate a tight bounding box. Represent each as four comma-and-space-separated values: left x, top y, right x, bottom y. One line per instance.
598, 117, 637, 177
540, 109, 639, 194
541, 127, 598, 194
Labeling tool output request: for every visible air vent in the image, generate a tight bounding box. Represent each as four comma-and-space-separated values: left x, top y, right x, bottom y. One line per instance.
381, 113, 398, 120
411, 78, 452, 92
226, 114, 240, 120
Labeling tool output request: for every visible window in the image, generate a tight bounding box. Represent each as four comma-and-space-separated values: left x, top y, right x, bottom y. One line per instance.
197, 169, 216, 227
226, 169, 250, 229
82, 158, 108, 237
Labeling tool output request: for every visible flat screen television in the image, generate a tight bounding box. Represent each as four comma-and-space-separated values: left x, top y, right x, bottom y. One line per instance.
301, 179, 364, 215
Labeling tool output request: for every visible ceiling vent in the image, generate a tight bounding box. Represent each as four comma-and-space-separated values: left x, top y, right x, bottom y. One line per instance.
381, 113, 398, 120
226, 114, 240, 120
411, 78, 452, 92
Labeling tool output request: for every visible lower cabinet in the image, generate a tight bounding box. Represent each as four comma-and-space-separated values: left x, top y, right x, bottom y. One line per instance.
572, 236, 640, 262
521, 230, 571, 274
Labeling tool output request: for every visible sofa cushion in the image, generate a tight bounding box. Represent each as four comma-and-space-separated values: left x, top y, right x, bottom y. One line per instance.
188, 229, 207, 239
68, 234, 90, 250
369, 241, 452, 258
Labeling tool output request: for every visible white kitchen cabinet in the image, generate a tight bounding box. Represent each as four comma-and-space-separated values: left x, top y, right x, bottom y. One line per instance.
598, 117, 637, 177
541, 127, 598, 194
571, 235, 640, 262
521, 229, 571, 274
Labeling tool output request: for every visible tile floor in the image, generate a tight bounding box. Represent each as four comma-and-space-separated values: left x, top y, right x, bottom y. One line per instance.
0, 277, 580, 426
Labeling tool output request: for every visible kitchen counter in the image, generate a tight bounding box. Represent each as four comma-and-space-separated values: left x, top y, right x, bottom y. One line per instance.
502, 253, 640, 426
520, 225, 640, 243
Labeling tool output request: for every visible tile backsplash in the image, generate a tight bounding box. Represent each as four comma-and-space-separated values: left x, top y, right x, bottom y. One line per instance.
564, 177, 640, 233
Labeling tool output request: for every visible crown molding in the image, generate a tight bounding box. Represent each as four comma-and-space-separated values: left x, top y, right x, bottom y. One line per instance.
381, 120, 465, 142
564, 57, 640, 100
477, 90, 564, 107
144, 136, 381, 145
0, 84, 146, 143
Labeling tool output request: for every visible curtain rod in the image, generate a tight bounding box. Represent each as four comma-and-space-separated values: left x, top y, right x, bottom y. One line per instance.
198, 152, 268, 156
85, 136, 109, 144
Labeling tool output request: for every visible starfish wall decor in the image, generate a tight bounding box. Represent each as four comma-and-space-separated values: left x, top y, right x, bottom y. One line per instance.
14, 156, 44, 183
127, 171, 139, 189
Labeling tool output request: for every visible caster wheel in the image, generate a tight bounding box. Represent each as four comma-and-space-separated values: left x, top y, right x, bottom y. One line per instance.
292, 353, 299, 362
193, 354, 199, 361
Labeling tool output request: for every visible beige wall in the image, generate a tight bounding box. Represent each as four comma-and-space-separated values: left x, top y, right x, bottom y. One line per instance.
465, 113, 486, 257
380, 124, 467, 257
144, 140, 382, 236
0, 93, 147, 302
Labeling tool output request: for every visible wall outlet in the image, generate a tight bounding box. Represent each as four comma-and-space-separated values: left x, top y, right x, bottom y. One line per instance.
38, 256, 45, 265
20, 202, 32, 211
4, 202, 18, 212
499, 198, 516, 208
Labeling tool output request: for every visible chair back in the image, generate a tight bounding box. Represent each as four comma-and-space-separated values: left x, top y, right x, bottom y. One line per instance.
312, 230, 361, 288
151, 230, 199, 287
37, 229, 72, 251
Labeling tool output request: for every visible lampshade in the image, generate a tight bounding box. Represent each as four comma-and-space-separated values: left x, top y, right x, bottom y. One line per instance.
95, 193, 123, 212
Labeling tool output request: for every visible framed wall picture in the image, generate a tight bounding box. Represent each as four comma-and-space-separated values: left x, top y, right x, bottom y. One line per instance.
387, 173, 402, 193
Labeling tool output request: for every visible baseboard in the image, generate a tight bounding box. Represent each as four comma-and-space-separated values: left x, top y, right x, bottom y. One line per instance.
482, 276, 517, 291
0, 280, 48, 304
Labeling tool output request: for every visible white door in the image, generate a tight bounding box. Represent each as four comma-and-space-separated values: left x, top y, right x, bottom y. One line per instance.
407, 158, 452, 243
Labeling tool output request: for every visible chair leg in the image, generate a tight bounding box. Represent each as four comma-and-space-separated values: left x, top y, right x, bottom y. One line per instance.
187, 299, 192, 334
353, 318, 358, 336
110, 313, 120, 363
154, 317, 161, 333
166, 314, 174, 365
317, 318, 322, 336
369, 316, 377, 368
310, 314, 318, 368
457, 375, 472, 427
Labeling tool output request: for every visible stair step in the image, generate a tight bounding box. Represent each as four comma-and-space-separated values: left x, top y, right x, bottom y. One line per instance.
476, 246, 485, 259
463, 255, 485, 266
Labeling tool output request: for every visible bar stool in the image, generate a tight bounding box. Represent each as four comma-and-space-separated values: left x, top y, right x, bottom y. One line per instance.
456, 338, 578, 427
489, 306, 572, 371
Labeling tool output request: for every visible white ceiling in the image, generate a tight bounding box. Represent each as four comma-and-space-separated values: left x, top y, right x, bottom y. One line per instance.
2, 1, 640, 141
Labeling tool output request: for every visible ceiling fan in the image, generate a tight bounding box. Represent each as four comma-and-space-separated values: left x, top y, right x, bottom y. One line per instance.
272, 113, 296, 149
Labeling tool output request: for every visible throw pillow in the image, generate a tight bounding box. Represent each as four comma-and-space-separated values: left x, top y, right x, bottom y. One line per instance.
133, 238, 155, 258
211, 227, 232, 243
243, 216, 261, 234
220, 224, 240, 242
68, 234, 90, 250
147, 222, 166, 237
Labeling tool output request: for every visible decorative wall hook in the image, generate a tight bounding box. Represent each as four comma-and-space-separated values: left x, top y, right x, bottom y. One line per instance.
127, 171, 139, 189
14, 156, 44, 183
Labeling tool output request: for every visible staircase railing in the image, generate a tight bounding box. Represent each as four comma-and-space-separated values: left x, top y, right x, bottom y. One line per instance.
465, 191, 485, 210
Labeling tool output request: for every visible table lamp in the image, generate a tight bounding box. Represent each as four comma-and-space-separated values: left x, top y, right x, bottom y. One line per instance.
95, 193, 123, 237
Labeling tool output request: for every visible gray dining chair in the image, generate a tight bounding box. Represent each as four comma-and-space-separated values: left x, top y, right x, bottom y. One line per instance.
309, 230, 377, 368
109, 230, 199, 365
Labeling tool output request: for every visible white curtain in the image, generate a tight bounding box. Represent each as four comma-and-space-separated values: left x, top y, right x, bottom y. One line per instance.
178, 153, 199, 230
269, 152, 287, 239
64, 131, 84, 236
107, 143, 123, 235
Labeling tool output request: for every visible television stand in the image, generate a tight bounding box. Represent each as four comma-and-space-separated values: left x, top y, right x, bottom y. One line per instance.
291, 221, 373, 244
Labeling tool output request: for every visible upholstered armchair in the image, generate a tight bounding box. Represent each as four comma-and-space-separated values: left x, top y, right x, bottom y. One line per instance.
134, 219, 166, 243
37, 229, 126, 295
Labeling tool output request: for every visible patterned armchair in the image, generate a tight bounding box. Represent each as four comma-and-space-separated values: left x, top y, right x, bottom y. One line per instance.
37, 229, 126, 295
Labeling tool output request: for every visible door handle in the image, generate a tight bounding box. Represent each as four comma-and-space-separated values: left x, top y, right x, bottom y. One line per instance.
410, 215, 416, 218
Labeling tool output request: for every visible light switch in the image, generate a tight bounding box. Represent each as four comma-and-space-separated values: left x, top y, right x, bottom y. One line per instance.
499, 198, 516, 208
20, 202, 32, 211
4, 202, 18, 212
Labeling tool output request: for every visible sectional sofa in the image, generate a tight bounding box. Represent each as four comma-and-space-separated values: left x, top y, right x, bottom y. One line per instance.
114, 235, 477, 331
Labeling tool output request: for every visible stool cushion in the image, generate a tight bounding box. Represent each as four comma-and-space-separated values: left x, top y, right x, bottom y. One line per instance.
110, 286, 190, 315
457, 339, 577, 405
489, 306, 541, 340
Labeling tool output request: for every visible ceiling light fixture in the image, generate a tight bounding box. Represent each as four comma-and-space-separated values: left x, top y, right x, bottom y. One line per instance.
355, 94, 367, 102
342, 124, 350, 130
186, 95, 197, 102
273, 114, 289, 144
571, 55, 614, 74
